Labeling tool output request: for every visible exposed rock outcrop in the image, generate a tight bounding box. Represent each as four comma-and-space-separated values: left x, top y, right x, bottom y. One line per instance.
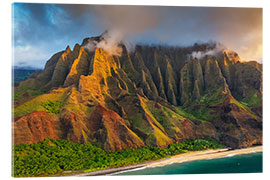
13, 111, 61, 145
13, 35, 263, 150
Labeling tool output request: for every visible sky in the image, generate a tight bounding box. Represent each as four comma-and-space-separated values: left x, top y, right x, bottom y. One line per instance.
12, 3, 262, 68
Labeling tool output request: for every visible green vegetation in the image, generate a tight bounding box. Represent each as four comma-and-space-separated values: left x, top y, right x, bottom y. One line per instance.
41, 100, 62, 114
177, 105, 214, 121
174, 106, 199, 120
179, 88, 227, 121
229, 98, 258, 119
189, 107, 215, 121
150, 107, 167, 125
13, 138, 224, 177
14, 89, 67, 117
13, 89, 43, 102
239, 90, 262, 107
198, 88, 226, 105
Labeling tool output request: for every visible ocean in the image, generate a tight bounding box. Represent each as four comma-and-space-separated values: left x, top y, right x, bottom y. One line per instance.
113, 152, 262, 175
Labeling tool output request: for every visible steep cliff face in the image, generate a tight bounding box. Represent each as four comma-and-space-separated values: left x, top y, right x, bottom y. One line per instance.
13, 34, 262, 150
13, 111, 61, 145
179, 57, 204, 104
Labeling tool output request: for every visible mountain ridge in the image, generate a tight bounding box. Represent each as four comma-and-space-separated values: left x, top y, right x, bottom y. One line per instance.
13, 34, 262, 150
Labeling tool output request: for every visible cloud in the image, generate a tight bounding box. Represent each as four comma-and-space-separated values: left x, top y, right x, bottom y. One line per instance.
82, 5, 163, 55
190, 49, 223, 60
13, 44, 52, 69
95, 30, 123, 56
85, 6, 262, 61
189, 43, 226, 59
12, 4, 262, 68
12, 3, 101, 67
82, 30, 124, 56
206, 8, 262, 61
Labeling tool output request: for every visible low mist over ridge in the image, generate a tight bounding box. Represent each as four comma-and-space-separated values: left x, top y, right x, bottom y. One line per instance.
13, 33, 262, 151
14, 37, 262, 71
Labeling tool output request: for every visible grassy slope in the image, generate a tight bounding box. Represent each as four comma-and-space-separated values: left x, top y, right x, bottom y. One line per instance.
239, 90, 262, 108
14, 88, 69, 117
179, 87, 227, 121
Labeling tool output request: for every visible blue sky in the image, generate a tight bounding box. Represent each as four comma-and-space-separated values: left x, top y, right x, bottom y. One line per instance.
12, 3, 262, 68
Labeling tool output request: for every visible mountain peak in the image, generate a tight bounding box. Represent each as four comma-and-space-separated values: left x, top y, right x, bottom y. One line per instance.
13, 34, 262, 150
65, 45, 71, 53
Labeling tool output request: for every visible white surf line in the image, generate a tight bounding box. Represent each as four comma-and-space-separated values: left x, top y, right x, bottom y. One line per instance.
108, 166, 148, 176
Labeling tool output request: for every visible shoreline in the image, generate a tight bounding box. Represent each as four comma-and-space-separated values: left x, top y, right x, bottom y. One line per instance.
73, 146, 262, 176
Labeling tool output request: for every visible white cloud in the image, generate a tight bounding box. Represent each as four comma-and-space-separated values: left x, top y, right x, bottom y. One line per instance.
189, 43, 226, 60
13, 45, 52, 69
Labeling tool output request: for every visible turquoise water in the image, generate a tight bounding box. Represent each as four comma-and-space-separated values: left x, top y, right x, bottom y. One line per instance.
114, 152, 262, 175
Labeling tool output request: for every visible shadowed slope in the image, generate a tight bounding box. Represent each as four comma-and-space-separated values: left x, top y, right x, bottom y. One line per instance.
13, 35, 262, 150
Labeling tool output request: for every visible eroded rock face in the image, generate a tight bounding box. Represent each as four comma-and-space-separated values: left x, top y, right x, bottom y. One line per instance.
64, 47, 91, 87
233, 62, 262, 98
13, 35, 262, 150
210, 97, 262, 149
87, 105, 145, 151
13, 111, 61, 145
59, 111, 88, 144
180, 57, 204, 105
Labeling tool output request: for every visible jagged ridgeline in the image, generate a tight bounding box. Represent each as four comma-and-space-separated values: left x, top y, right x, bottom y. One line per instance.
13, 34, 262, 150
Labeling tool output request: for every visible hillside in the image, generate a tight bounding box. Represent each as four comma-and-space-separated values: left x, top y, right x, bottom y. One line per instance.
13, 68, 40, 82
12, 34, 262, 150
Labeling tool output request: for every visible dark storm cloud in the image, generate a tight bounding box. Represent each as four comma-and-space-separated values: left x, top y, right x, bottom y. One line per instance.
13, 3, 262, 68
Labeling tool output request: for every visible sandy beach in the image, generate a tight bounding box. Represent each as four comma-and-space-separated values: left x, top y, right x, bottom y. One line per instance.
147, 146, 262, 168
74, 146, 262, 176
